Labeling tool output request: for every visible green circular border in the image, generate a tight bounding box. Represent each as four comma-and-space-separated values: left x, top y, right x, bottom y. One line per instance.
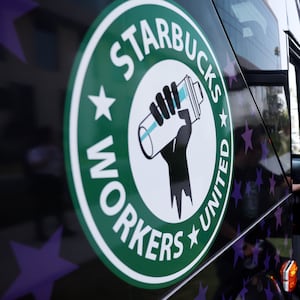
64, 0, 234, 289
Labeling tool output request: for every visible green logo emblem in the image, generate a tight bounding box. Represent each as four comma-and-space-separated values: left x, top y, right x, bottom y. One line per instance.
65, 0, 233, 289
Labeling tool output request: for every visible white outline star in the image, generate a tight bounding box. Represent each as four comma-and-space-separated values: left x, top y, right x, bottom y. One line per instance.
88, 86, 116, 121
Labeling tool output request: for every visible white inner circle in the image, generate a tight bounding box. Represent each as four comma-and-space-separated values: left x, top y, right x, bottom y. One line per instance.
128, 60, 216, 223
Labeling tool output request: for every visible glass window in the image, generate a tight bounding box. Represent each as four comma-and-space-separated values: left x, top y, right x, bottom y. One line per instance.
214, 0, 281, 70
250, 85, 291, 174
290, 63, 300, 155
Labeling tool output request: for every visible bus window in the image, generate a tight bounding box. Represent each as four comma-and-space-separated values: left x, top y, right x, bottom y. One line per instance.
250, 85, 290, 174
214, 0, 281, 70
290, 63, 300, 155
290, 38, 300, 190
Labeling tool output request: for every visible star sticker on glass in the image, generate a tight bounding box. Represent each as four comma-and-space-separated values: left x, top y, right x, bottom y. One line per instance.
266, 227, 271, 238
241, 120, 253, 154
245, 181, 251, 196
88, 86, 116, 121
238, 279, 248, 299
264, 253, 271, 270
2, 227, 78, 300
274, 206, 282, 230
0, 0, 38, 62
224, 53, 238, 88
188, 225, 199, 248
284, 234, 289, 248
252, 241, 260, 266
219, 109, 228, 127
231, 179, 242, 208
264, 281, 274, 300
274, 249, 280, 267
261, 138, 269, 160
232, 225, 244, 268
255, 168, 263, 191
269, 173, 276, 195
194, 282, 208, 300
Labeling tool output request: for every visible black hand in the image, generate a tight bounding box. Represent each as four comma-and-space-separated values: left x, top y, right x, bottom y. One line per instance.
149, 83, 192, 219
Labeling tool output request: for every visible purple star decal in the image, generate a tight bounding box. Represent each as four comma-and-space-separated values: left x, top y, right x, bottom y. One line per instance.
264, 281, 274, 300
255, 168, 263, 191
264, 253, 271, 270
0, 0, 38, 62
261, 138, 269, 160
241, 120, 253, 154
245, 181, 251, 196
238, 280, 248, 300
266, 227, 271, 238
1, 227, 78, 300
194, 282, 208, 300
274, 249, 280, 267
232, 225, 244, 268
284, 234, 288, 248
274, 207, 282, 230
260, 219, 265, 230
252, 241, 260, 266
231, 179, 242, 208
224, 53, 238, 88
269, 173, 276, 195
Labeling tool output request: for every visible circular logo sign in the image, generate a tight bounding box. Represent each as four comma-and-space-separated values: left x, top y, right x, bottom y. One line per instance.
65, 0, 233, 289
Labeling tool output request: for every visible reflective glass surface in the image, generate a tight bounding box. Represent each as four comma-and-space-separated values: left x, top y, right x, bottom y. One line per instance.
167, 202, 293, 299
0, 0, 293, 299
290, 63, 300, 155
214, 0, 282, 70
249, 85, 290, 175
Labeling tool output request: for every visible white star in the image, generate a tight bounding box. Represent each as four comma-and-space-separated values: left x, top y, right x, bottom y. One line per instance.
88, 86, 116, 121
219, 109, 228, 127
188, 225, 199, 249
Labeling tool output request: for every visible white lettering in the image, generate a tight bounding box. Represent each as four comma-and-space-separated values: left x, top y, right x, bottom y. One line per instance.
121, 25, 144, 61
185, 31, 197, 60
212, 84, 221, 103
220, 139, 229, 157
110, 42, 134, 81
128, 218, 152, 256
204, 64, 216, 91
110, 18, 223, 103
171, 22, 184, 51
155, 18, 172, 49
208, 191, 220, 217
145, 229, 162, 260
159, 233, 173, 261
113, 203, 137, 243
199, 139, 230, 231
140, 20, 160, 55
87, 136, 118, 179
197, 50, 207, 76
199, 206, 211, 231
173, 231, 184, 259
100, 181, 126, 216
